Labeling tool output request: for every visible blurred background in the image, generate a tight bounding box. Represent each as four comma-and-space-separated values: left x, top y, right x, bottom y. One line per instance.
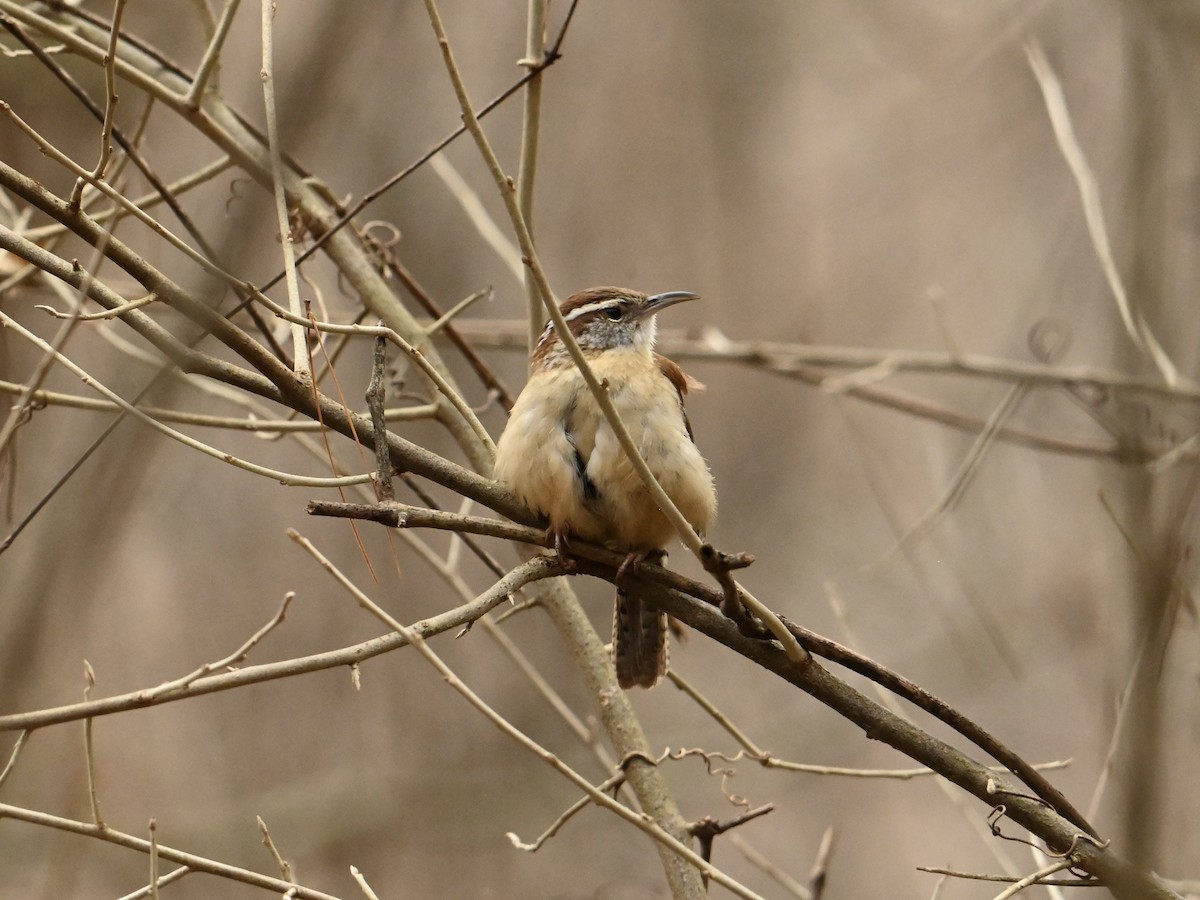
2, 1, 1198, 896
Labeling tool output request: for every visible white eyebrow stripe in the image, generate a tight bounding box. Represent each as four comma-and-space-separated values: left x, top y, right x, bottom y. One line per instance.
536, 298, 623, 346
562, 299, 621, 323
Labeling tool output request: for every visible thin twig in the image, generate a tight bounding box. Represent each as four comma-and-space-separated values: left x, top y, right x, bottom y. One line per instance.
83, 660, 105, 828
140, 593, 294, 700
398, 526, 611, 768
21, 156, 234, 241
667, 670, 768, 757
185, 0, 240, 107
1031, 845, 1070, 900
507, 771, 626, 851
421, 0, 804, 672
430, 154, 524, 284
382, 258, 516, 412
350, 866, 381, 900
0, 224, 114, 458
0, 802, 340, 899
0, 380, 437, 430
882, 288, 1069, 558
70, 0, 126, 208
668, 670, 1070, 780
260, 0, 308, 377
691, 805, 775, 886
0, 557, 560, 731
1025, 39, 1180, 386
289, 527, 766, 900
0, 310, 375, 487
114, 865, 190, 900
917, 866, 1099, 887
257, 815, 294, 883
1088, 493, 1172, 826
992, 859, 1076, 899
36, 292, 158, 320
887, 379, 1031, 556
728, 833, 812, 900
0, 730, 30, 790
807, 826, 835, 900
517, 0, 548, 347
148, 819, 160, 900
254, 0, 581, 291
366, 335, 394, 500
309, 499, 1097, 838
1087, 623, 1149, 825
426, 286, 495, 336
242, 291, 497, 457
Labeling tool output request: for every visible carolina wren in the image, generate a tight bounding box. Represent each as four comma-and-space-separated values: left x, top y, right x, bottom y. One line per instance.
493, 287, 717, 688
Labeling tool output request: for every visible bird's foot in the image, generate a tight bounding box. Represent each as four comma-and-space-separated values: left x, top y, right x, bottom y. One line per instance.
546, 524, 576, 571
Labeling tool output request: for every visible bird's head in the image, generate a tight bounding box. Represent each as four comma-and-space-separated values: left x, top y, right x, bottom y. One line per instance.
531, 286, 699, 367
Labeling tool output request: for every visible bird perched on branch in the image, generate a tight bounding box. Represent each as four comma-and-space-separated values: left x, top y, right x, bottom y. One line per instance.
493, 287, 717, 688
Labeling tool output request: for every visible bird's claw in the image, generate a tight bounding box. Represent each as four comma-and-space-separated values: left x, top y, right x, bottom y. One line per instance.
547, 525, 576, 571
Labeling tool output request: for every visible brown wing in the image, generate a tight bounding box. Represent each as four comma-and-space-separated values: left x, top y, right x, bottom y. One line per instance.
655, 353, 703, 442
655, 353, 705, 395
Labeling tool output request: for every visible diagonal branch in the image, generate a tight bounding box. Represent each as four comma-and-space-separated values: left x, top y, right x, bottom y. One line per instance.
306, 498, 1095, 836
419, 0, 806, 674
0, 803, 341, 900
289, 528, 766, 900
0, 557, 560, 731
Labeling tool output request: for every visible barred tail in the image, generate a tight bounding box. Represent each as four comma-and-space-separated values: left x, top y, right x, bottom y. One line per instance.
612, 589, 668, 689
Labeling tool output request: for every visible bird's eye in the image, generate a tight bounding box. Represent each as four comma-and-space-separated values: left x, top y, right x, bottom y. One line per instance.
603, 306, 623, 321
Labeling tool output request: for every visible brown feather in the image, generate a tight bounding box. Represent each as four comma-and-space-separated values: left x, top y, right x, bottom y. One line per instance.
655, 353, 705, 394
531, 287, 646, 368
655, 353, 702, 443
613, 589, 669, 689
497, 286, 716, 690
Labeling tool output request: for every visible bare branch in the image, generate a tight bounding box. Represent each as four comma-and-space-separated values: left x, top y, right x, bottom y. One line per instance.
289, 526, 766, 900
140, 593, 295, 701
114, 864, 190, 900
993, 859, 1076, 899
350, 865, 382, 900
917, 866, 1100, 888
300, 497, 1164, 889
729, 833, 813, 900
185, 0, 241, 107
82, 661, 105, 829
0, 730, 30, 790
0, 308, 375, 488
0, 803, 341, 899
507, 771, 626, 852
260, 0, 308, 377
148, 819, 160, 900
1025, 39, 1180, 386
69, 0, 127, 208
0, 557, 560, 731
256, 815, 295, 884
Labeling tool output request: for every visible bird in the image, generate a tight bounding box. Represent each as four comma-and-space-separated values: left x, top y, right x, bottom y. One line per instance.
493, 286, 717, 688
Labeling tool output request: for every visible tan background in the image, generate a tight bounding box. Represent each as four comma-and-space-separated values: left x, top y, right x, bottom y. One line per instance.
2, 1, 1198, 897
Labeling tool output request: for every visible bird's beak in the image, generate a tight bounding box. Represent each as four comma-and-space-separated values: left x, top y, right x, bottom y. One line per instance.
641, 291, 700, 318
